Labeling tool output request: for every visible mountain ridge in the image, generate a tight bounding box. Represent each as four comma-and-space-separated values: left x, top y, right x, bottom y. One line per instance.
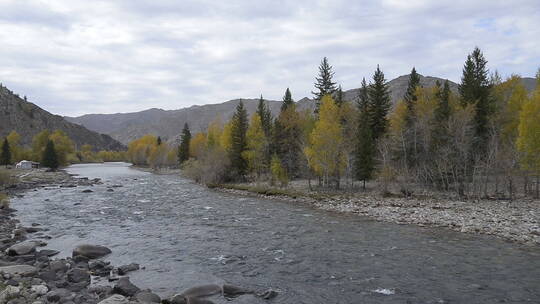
65, 75, 536, 145
0, 84, 125, 151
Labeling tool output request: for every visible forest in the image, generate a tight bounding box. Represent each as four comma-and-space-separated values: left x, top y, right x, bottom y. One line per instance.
165, 47, 539, 200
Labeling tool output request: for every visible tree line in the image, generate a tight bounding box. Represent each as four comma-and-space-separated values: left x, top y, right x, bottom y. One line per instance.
0, 130, 126, 170
143, 47, 540, 199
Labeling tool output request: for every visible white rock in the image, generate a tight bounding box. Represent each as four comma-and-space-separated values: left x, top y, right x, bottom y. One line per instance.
31, 284, 49, 296
0, 286, 21, 303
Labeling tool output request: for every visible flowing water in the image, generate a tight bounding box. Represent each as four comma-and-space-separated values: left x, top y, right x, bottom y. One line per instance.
11, 163, 540, 303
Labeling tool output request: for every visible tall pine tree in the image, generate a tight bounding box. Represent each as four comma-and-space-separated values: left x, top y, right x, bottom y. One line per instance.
256, 95, 272, 137
178, 123, 191, 164
229, 100, 249, 179
402, 67, 422, 169
354, 78, 375, 188
42, 140, 58, 170
368, 65, 391, 141
459, 47, 492, 149
312, 57, 337, 113
0, 138, 11, 167
404, 67, 421, 123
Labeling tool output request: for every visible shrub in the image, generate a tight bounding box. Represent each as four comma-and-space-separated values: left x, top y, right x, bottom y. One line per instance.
0, 193, 9, 209
183, 148, 230, 185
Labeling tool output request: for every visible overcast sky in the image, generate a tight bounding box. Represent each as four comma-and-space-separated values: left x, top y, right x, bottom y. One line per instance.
0, 0, 539, 116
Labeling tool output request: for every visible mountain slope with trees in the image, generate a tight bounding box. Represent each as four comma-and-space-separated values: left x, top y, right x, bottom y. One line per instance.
0, 84, 125, 151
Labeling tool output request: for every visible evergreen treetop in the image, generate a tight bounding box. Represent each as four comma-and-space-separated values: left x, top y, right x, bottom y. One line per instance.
281, 88, 294, 112
459, 47, 493, 149
356, 78, 369, 113
367, 65, 391, 141
312, 57, 337, 113
404, 67, 421, 117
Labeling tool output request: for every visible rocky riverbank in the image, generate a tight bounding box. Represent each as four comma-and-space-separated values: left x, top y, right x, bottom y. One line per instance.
1, 169, 277, 304
216, 184, 540, 245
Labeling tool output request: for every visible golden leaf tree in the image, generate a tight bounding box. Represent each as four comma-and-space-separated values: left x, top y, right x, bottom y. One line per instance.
304, 95, 346, 188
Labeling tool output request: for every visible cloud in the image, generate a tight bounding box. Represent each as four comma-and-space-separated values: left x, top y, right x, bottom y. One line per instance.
0, 0, 538, 116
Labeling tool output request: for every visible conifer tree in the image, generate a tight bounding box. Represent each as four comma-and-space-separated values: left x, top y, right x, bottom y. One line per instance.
354, 79, 375, 188
178, 123, 191, 164
368, 65, 391, 141
281, 88, 294, 112
402, 67, 422, 169
257, 95, 272, 137
272, 89, 302, 177
404, 67, 421, 123
459, 47, 492, 149
434, 80, 451, 123
229, 100, 249, 179
0, 138, 11, 167
312, 57, 337, 113
157, 136, 162, 146
42, 140, 58, 170
431, 80, 452, 153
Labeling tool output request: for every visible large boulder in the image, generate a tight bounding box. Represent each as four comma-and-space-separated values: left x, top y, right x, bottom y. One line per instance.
113, 277, 140, 297
98, 294, 129, 304
0, 265, 38, 276
72, 244, 111, 259
6, 241, 37, 256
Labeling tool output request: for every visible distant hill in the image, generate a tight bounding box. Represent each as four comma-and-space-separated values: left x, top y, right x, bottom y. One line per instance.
0, 85, 125, 151
66, 75, 536, 145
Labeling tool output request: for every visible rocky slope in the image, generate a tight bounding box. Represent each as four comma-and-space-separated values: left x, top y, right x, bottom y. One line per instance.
66, 75, 536, 145
0, 85, 125, 151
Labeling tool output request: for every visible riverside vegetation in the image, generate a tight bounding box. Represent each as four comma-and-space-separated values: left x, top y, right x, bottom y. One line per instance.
120, 48, 540, 244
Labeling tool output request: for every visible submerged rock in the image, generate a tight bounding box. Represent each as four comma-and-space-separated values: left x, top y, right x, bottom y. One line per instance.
72, 244, 112, 259
117, 263, 139, 275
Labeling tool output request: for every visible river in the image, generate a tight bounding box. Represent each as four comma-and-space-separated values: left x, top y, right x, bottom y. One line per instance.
11, 163, 540, 303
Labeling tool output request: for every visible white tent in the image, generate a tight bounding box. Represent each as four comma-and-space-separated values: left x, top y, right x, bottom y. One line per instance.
15, 160, 39, 169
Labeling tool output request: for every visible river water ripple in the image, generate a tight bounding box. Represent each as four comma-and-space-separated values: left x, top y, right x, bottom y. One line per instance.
11, 163, 540, 303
